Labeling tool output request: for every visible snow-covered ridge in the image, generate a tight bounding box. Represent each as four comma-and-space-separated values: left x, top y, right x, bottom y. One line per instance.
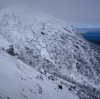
0, 5, 100, 93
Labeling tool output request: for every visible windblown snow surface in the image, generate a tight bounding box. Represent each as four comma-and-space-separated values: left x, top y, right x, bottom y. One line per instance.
0, 34, 78, 99
0, 5, 100, 99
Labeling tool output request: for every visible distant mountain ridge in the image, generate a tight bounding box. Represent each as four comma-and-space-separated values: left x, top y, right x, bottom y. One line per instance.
76, 28, 100, 43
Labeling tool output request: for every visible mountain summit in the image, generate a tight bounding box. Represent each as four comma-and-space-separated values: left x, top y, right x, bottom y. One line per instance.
0, 6, 100, 98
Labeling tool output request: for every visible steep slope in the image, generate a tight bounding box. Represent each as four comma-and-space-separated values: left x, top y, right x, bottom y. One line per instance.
0, 34, 78, 99
0, 5, 100, 91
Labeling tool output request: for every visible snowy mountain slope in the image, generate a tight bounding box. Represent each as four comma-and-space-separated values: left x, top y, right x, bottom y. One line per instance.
0, 35, 78, 99
0, 33, 10, 49
0, 5, 100, 94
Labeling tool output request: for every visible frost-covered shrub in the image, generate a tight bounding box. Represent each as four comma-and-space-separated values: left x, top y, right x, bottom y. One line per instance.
6, 45, 15, 56
37, 68, 46, 74
2, 47, 4, 50
48, 75, 58, 81
37, 84, 42, 94
48, 75, 55, 81
36, 74, 43, 80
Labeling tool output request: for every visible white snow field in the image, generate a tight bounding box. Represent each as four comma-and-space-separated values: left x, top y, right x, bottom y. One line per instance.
0, 34, 78, 99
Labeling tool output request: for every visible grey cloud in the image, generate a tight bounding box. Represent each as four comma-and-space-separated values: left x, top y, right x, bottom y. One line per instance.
0, 0, 100, 27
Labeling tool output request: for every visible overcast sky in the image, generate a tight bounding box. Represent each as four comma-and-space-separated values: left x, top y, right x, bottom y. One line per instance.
0, 0, 100, 28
